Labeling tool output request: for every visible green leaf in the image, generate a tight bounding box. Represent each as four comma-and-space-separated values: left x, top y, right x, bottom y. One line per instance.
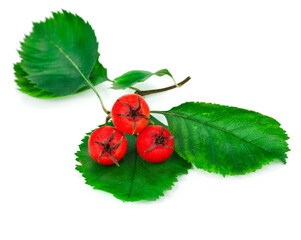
87, 58, 109, 86
14, 62, 57, 99
75, 120, 191, 202
15, 58, 108, 98
112, 69, 175, 89
152, 102, 290, 176
18, 10, 104, 96
76, 57, 109, 93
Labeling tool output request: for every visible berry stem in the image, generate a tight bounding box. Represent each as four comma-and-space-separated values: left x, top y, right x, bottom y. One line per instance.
105, 113, 112, 125
135, 76, 191, 96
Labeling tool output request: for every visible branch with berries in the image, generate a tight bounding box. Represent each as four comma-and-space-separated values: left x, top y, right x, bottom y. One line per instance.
15, 10, 290, 202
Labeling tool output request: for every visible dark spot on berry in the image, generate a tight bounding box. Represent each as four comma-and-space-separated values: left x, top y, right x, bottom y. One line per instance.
155, 134, 167, 145
103, 143, 112, 153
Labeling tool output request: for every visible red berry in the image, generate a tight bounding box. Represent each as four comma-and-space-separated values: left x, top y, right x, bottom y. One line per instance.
111, 94, 151, 134
136, 125, 174, 163
88, 126, 127, 166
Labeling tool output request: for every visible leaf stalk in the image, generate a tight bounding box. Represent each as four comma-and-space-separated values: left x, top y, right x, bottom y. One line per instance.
135, 76, 191, 96
83, 77, 110, 114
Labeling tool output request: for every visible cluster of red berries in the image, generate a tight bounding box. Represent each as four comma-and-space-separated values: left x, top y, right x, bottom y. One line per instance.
88, 94, 174, 166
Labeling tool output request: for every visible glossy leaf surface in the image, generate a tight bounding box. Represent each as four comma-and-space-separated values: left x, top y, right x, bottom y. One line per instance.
153, 102, 290, 176
18, 10, 107, 96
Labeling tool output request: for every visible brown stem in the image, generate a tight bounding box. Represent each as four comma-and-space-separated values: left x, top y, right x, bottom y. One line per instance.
105, 113, 111, 125
135, 76, 191, 96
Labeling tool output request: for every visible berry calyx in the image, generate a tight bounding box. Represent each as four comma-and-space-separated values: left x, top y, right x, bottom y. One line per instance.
88, 126, 127, 166
111, 94, 152, 134
136, 125, 174, 163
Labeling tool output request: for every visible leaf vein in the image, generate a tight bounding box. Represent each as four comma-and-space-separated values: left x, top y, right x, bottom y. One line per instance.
159, 111, 280, 159
40, 33, 90, 83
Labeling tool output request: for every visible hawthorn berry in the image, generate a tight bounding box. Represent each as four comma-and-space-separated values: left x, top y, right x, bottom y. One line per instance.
136, 125, 174, 163
88, 126, 127, 167
111, 94, 151, 134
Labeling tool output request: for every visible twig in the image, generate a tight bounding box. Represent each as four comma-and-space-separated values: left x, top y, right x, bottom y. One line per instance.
135, 76, 191, 96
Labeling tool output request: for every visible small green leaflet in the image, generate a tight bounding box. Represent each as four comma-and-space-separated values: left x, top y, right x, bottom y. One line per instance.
112, 69, 176, 89
17, 10, 108, 98
75, 119, 191, 202
152, 102, 290, 176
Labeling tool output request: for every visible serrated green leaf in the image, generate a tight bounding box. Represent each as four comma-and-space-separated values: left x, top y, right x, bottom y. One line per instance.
75, 119, 191, 202
18, 10, 105, 96
112, 69, 175, 89
14, 62, 57, 98
152, 102, 290, 176
15, 57, 108, 98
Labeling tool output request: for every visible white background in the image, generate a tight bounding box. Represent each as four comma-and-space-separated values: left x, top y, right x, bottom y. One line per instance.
1, 0, 300, 239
